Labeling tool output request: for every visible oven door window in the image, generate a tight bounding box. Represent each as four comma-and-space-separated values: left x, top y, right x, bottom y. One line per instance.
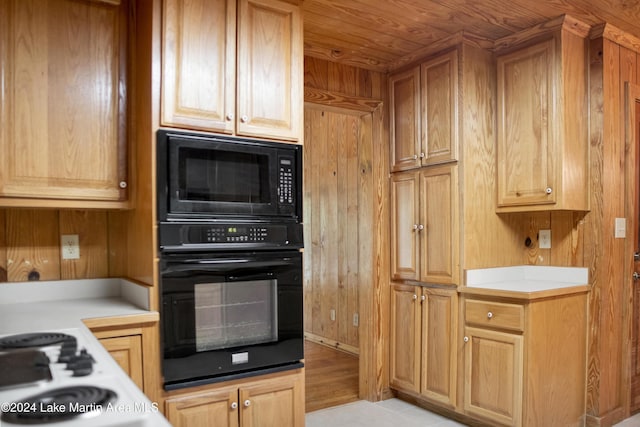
194, 279, 278, 351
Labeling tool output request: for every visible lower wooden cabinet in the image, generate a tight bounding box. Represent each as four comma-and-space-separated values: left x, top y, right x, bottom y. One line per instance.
461, 290, 587, 427
165, 369, 305, 427
99, 335, 144, 391
390, 283, 457, 408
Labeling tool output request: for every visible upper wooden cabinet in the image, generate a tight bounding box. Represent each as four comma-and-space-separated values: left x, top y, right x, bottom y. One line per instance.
495, 16, 589, 212
161, 0, 303, 142
390, 165, 459, 285
0, 0, 130, 208
390, 50, 458, 171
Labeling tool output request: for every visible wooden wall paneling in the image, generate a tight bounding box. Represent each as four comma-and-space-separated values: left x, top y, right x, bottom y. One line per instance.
0, 210, 5, 282
585, 35, 607, 423
328, 62, 358, 96
302, 109, 317, 333
59, 210, 109, 280
585, 34, 630, 426
304, 56, 330, 90
107, 211, 128, 278
522, 213, 551, 265
6, 210, 60, 282
338, 113, 360, 348
550, 212, 586, 267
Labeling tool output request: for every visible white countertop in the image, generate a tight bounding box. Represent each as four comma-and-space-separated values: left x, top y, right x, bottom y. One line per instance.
0, 278, 170, 427
465, 265, 589, 294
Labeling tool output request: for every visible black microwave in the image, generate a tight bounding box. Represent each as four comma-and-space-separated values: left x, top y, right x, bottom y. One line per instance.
157, 129, 302, 222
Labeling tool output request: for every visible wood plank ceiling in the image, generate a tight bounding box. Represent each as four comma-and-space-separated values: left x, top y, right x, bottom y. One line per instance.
303, 0, 640, 72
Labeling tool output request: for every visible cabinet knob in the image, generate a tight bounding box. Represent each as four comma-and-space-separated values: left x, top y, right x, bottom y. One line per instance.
546, 187, 553, 194
226, 113, 234, 121
413, 224, 419, 231
417, 224, 424, 231
634, 272, 640, 281
421, 295, 426, 301
241, 115, 249, 123
119, 181, 127, 189
487, 311, 493, 319
244, 400, 251, 407
413, 154, 418, 160
419, 152, 425, 158
463, 336, 469, 343
231, 402, 238, 410
412, 294, 418, 300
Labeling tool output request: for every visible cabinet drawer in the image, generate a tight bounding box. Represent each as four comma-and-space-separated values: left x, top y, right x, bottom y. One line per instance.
465, 300, 524, 332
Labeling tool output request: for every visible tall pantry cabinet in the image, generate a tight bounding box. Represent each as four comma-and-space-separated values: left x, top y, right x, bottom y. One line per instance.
388, 40, 495, 411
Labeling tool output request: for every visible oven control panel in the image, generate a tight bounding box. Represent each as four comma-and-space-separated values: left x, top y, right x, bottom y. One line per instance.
159, 221, 303, 250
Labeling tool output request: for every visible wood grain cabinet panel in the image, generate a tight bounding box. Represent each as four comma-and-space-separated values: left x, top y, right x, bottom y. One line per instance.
461, 291, 588, 427
391, 165, 459, 284
390, 284, 457, 408
495, 17, 589, 212
0, 0, 129, 207
162, 0, 302, 142
99, 335, 144, 391
165, 370, 304, 427
390, 50, 458, 172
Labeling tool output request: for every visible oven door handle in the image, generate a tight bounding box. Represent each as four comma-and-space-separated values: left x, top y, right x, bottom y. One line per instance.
228, 272, 274, 282
162, 258, 294, 275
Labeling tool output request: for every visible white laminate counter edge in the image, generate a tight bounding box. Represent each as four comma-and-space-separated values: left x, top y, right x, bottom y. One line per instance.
465, 266, 589, 292
0, 278, 150, 309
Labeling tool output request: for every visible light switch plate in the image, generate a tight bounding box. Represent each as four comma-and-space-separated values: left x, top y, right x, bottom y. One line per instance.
615, 218, 626, 238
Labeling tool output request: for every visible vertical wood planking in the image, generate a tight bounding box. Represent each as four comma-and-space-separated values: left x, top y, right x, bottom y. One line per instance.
303, 109, 317, 333
6, 209, 60, 282
59, 210, 109, 279
0, 210, 5, 282
346, 115, 360, 347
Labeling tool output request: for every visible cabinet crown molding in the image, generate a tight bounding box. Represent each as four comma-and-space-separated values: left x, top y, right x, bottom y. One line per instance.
494, 14, 590, 53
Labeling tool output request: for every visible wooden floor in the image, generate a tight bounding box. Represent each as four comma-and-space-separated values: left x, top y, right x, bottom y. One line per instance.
304, 340, 359, 413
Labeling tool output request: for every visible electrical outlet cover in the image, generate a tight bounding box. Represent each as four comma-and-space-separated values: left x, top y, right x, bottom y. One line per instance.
61, 234, 80, 260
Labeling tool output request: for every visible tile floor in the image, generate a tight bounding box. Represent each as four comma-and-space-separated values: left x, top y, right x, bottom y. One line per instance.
305, 399, 640, 427
305, 399, 467, 427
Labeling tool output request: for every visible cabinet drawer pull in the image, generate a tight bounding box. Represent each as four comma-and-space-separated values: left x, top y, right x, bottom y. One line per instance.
244, 400, 251, 407
231, 402, 238, 410
487, 311, 493, 319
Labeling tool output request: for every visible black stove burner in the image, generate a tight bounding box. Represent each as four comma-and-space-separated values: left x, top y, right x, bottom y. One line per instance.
0, 333, 74, 350
0, 385, 117, 424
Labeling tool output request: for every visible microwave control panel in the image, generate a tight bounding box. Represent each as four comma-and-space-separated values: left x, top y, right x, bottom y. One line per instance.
201, 225, 279, 243
278, 157, 294, 205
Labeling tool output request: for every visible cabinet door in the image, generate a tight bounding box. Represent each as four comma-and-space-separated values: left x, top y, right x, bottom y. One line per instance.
0, 0, 128, 204
389, 283, 421, 393
391, 171, 420, 281
99, 335, 143, 391
162, 0, 236, 133
421, 50, 458, 165
497, 40, 556, 208
464, 326, 523, 427
239, 373, 304, 427
237, 0, 302, 141
421, 288, 457, 408
165, 387, 239, 427
389, 66, 421, 171
419, 165, 459, 284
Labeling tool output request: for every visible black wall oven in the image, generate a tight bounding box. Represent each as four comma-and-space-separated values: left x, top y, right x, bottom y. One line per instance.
156, 129, 304, 391
160, 250, 303, 390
